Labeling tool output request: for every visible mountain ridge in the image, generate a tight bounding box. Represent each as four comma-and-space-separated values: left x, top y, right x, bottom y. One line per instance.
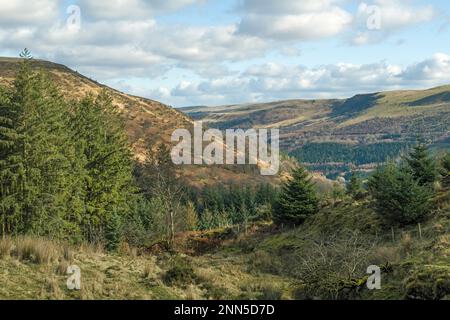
182, 84, 450, 178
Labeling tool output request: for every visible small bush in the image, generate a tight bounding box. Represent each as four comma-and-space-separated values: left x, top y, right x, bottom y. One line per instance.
258, 285, 283, 300
62, 244, 74, 262
163, 257, 198, 287
249, 250, 283, 275
370, 246, 401, 266
404, 265, 450, 300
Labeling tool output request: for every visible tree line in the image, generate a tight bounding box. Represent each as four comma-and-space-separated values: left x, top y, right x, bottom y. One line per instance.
290, 142, 412, 165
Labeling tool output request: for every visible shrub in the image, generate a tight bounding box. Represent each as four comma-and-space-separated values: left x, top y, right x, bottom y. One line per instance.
258, 285, 283, 300
163, 257, 198, 287
404, 265, 450, 300
292, 232, 375, 300
346, 172, 366, 200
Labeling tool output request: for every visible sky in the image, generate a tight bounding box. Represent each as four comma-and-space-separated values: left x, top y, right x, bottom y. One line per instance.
1, 0, 450, 107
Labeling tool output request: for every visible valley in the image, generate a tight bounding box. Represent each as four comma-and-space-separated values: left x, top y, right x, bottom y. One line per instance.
183, 88, 450, 178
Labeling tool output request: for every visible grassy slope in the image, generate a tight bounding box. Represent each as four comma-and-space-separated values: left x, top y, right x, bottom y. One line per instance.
0, 235, 292, 300
1, 189, 448, 300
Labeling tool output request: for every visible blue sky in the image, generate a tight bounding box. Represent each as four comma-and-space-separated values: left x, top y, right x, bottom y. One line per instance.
1, 0, 450, 107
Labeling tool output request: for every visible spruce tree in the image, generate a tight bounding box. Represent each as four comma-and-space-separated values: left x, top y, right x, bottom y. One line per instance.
346, 172, 365, 200
1, 62, 83, 238
405, 143, 437, 187
368, 162, 433, 226
19, 48, 33, 59
70, 91, 135, 244
0, 83, 22, 235
274, 166, 319, 226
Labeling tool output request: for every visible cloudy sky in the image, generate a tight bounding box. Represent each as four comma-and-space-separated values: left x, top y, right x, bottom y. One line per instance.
1, 0, 450, 107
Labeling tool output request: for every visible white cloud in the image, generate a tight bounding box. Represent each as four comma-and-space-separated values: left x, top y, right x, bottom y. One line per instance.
236, 0, 344, 15
370, 0, 434, 30
0, 17, 265, 80
150, 25, 268, 63
237, 0, 352, 40
402, 53, 450, 82
77, 0, 202, 19
0, 0, 59, 25
161, 54, 450, 106
351, 0, 435, 45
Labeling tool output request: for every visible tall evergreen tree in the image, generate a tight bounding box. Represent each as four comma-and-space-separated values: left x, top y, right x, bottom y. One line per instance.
70, 91, 135, 243
404, 143, 437, 187
0, 82, 21, 235
0, 62, 83, 238
274, 166, 319, 226
368, 162, 433, 226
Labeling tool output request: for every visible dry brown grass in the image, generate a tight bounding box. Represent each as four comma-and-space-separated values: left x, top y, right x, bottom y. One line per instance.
119, 242, 138, 258
13, 236, 62, 264
143, 262, 157, 279
40, 276, 63, 300
399, 233, 414, 255
370, 245, 401, 266
0, 236, 64, 264
56, 260, 70, 275
0, 237, 14, 258
79, 242, 104, 256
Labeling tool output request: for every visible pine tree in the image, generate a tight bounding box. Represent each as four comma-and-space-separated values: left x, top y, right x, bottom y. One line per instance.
200, 208, 215, 230
405, 143, 437, 187
19, 48, 32, 59
274, 166, 319, 226
182, 201, 198, 231
1, 62, 83, 238
70, 91, 135, 244
0, 83, 22, 235
346, 172, 365, 200
368, 162, 433, 226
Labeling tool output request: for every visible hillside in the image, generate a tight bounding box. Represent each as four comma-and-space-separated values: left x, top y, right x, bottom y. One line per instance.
1, 188, 448, 300
183, 88, 450, 177
0, 58, 273, 188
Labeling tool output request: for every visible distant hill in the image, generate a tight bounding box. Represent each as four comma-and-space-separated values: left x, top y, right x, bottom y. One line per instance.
182, 87, 450, 178
0, 58, 277, 188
